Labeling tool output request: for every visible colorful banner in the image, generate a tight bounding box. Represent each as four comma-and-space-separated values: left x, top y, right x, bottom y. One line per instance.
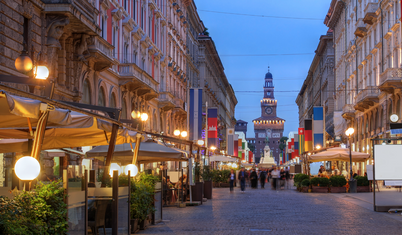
304, 119, 313, 152
293, 134, 299, 158
207, 107, 218, 148
313, 107, 324, 149
234, 134, 239, 157
249, 151, 253, 163
189, 88, 203, 141
226, 128, 234, 156
238, 139, 243, 159
298, 128, 305, 154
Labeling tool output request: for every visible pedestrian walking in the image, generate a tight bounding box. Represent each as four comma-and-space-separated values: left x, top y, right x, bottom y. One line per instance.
285, 168, 290, 189
271, 166, 280, 190
229, 169, 235, 193
250, 169, 258, 188
280, 169, 286, 189
260, 168, 266, 189
238, 167, 246, 192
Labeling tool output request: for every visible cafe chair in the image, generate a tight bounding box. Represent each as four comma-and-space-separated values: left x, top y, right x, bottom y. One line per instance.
88, 201, 108, 235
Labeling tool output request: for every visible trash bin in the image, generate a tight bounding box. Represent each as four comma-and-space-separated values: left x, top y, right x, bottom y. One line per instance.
349, 179, 357, 193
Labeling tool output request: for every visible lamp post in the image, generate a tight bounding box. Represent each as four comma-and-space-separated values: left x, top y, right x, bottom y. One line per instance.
345, 127, 357, 193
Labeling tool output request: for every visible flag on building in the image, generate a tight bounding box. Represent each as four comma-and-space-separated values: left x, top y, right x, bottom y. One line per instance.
207, 107, 218, 148
304, 119, 313, 151
249, 151, 253, 163
298, 128, 305, 154
234, 134, 239, 157
226, 128, 234, 156
313, 107, 324, 149
189, 88, 202, 141
238, 139, 243, 159
293, 134, 299, 159
241, 141, 245, 161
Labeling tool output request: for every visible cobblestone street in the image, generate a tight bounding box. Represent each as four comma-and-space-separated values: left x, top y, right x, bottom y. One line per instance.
139, 186, 402, 235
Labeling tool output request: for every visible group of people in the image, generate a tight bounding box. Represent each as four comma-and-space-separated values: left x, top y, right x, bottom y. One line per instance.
232, 166, 291, 192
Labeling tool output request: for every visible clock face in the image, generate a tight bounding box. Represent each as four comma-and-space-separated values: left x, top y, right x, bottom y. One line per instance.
390, 114, 399, 123
265, 107, 273, 114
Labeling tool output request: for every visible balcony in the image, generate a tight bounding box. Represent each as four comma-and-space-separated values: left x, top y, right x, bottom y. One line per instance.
87, 36, 115, 71
173, 97, 187, 116
354, 86, 380, 112
363, 2, 378, 25
42, 0, 100, 34
342, 104, 356, 120
158, 92, 175, 111
379, 68, 402, 93
354, 18, 367, 38
119, 63, 159, 100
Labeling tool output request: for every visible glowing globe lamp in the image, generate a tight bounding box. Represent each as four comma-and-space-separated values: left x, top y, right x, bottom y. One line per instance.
140, 113, 148, 121
34, 65, 49, 80
174, 129, 180, 136
232, 163, 238, 168
197, 140, 204, 146
180, 131, 187, 138
109, 163, 122, 177
124, 164, 138, 177
15, 156, 40, 181
15, 53, 33, 73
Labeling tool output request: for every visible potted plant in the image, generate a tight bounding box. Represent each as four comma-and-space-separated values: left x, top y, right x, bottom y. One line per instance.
294, 173, 309, 192
219, 170, 231, 187
212, 169, 221, 187
202, 166, 213, 199
301, 179, 310, 193
192, 162, 204, 202
329, 175, 347, 193
131, 182, 155, 230
311, 177, 329, 193
355, 176, 370, 192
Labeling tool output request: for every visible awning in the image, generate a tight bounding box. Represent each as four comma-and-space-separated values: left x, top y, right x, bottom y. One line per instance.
209, 155, 238, 162
307, 147, 370, 163
258, 163, 276, 168
85, 142, 188, 164
0, 91, 72, 128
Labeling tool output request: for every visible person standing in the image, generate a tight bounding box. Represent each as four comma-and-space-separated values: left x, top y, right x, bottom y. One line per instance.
238, 167, 246, 193
260, 168, 266, 189
250, 169, 258, 188
229, 169, 235, 193
280, 169, 286, 190
271, 166, 280, 190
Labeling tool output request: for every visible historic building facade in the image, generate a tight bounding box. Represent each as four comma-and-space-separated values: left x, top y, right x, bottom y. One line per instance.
253, 69, 285, 164
198, 34, 237, 152
296, 31, 335, 141
325, 0, 402, 159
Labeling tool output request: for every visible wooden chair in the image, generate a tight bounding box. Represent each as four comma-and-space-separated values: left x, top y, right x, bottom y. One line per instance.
88, 201, 108, 235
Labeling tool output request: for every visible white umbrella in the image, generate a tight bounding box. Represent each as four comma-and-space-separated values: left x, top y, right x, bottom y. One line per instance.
308, 147, 369, 163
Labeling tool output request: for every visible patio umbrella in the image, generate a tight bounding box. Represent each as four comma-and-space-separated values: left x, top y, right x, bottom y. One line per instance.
307, 147, 369, 163
85, 141, 188, 164
209, 155, 238, 162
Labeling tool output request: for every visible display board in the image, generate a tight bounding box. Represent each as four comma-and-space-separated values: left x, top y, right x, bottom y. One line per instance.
366, 165, 373, 180
374, 145, 402, 180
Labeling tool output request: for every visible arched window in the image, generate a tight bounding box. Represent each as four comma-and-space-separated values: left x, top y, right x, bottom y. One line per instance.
98, 87, 105, 106
82, 79, 91, 104
110, 93, 117, 108
122, 99, 127, 119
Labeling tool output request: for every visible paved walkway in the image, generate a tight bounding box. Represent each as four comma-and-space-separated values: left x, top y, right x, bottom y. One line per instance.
138, 185, 402, 235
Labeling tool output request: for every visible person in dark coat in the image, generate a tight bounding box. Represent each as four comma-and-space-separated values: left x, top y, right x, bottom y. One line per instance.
238, 167, 246, 192
250, 169, 258, 188
260, 168, 266, 189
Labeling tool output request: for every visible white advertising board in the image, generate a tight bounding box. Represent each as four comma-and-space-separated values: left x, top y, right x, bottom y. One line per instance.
366, 165, 373, 181
374, 145, 402, 180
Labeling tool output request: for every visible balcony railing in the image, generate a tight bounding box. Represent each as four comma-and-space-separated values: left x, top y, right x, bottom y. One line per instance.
354, 86, 379, 111
379, 68, 402, 93
119, 63, 158, 93
354, 18, 367, 38
158, 92, 175, 111
87, 36, 115, 71
342, 104, 355, 120
363, 2, 378, 25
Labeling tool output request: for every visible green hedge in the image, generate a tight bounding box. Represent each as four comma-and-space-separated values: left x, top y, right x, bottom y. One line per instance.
0, 180, 67, 235
355, 176, 369, 186
330, 175, 347, 187
301, 179, 310, 187
311, 177, 330, 187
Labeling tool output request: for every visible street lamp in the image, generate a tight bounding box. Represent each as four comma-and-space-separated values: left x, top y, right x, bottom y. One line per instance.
15, 49, 33, 73
180, 131, 187, 138
14, 156, 40, 191
210, 146, 216, 151
124, 164, 138, 177
174, 129, 181, 137
109, 163, 122, 177
33, 65, 50, 80
345, 127, 356, 193
315, 145, 321, 150
197, 139, 204, 146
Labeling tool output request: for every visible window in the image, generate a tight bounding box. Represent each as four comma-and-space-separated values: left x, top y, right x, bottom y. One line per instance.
82, 79, 91, 104
133, 50, 137, 64
133, 0, 136, 19
141, 6, 144, 29
98, 87, 106, 106
112, 26, 116, 57
122, 99, 127, 119
110, 93, 117, 108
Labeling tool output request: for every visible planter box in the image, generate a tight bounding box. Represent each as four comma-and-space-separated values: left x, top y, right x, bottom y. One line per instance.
330, 186, 346, 193
357, 186, 370, 192
213, 182, 219, 188
204, 181, 213, 199
312, 186, 328, 193
220, 183, 230, 188
191, 182, 204, 202
302, 186, 309, 193
130, 219, 139, 234
139, 219, 148, 230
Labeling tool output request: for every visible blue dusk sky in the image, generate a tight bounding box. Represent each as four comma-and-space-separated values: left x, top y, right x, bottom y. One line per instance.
194, 0, 331, 138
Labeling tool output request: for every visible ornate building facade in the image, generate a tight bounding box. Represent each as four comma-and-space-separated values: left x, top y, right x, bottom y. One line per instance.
296, 31, 335, 141
325, 0, 402, 160
253, 69, 285, 164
